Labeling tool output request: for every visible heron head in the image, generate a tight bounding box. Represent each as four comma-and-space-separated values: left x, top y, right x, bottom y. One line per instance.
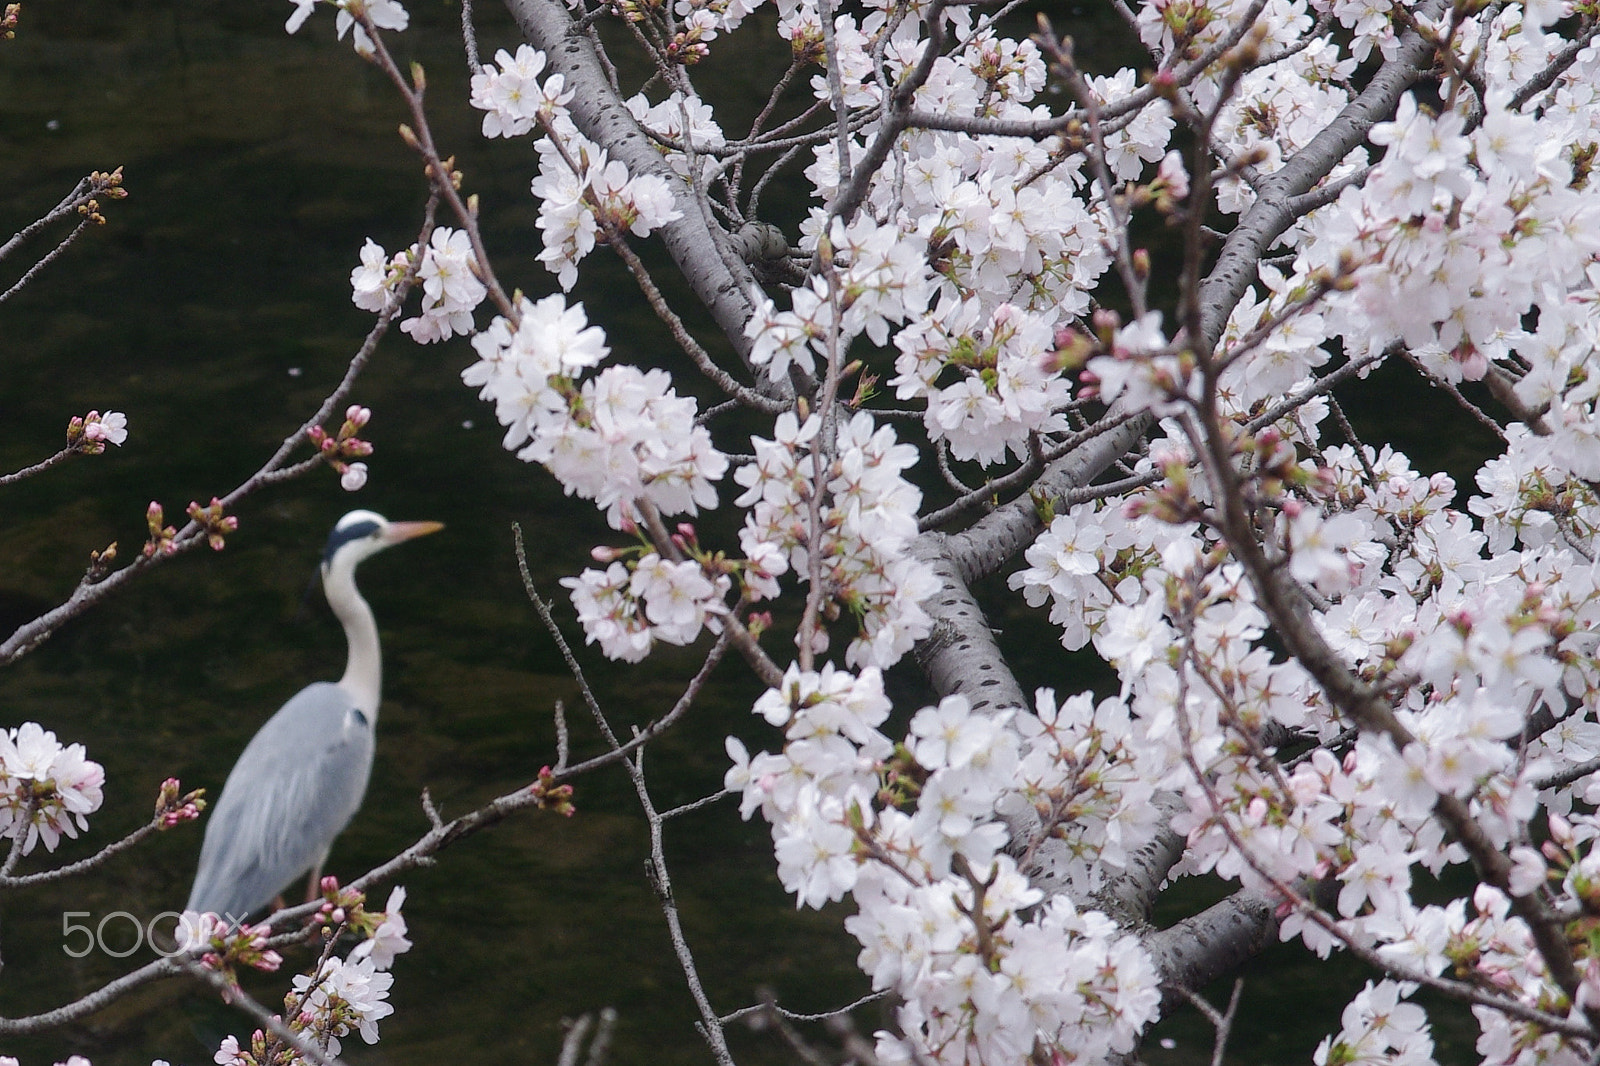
321, 509, 444, 575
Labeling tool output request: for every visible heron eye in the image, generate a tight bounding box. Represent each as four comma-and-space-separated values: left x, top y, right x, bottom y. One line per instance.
352, 709, 369, 727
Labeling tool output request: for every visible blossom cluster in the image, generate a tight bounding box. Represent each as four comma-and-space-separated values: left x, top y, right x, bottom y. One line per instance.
467, 44, 684, 290
456, 290, 734, 657
727, 667, 1162, 1064
201, 885, 410, 1064
529, 128, 682, 291
1002, 407, 1600, 1058
469, 44, 570, 140
733, 410, 935, 669
1313, 980, 1434, 1066
350, 228, 488, 343
890, 298, 1072, 466
461, 292, 728, 530
67, 409, 129, 454
563, 552, 731, 662
0, 722, 105, 855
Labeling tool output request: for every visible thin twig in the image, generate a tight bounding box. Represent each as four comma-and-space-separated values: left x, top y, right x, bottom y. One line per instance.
659, 788, 733, 820
511, 523, 733, 776
1535, 756, 1600, 793
460, 0, 483, 73
1176, 980, 1245, 1066
183, 963, 345, 1066
0, 219, 93, 305
0, 194, 439, 666
0, 809, 168, 888
0, 446, 81, 486
554, 699, 572, 772
720, 989, 888, 1025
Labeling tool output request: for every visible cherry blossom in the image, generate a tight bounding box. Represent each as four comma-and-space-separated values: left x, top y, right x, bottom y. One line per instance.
0, 723, 105, 854
469, 45, 565, 139
400, 227, 487, 343
290, 954, 396, 1054
285, 0, 408, 53
80, 410, 128, 448
349, 885, 413, 969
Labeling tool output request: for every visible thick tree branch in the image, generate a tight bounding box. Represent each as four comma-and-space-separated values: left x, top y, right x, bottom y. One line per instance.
1196, 0, 1449, 352
505, 0, 779, 385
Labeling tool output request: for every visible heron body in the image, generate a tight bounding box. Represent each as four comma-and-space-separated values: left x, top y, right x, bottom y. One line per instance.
186, 510, 442, 922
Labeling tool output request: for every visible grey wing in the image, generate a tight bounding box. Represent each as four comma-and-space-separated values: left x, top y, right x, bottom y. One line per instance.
186, 682, 375, 922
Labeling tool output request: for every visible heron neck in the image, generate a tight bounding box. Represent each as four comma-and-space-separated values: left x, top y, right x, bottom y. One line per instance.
325, 565, 382, 717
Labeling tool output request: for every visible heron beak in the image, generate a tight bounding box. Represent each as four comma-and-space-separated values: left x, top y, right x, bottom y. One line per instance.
382, 520, 445, 545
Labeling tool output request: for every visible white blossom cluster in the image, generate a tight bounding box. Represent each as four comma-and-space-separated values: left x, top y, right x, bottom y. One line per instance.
350, 228, 488, 343
988, 49, 1600, 1066
1313, 980, 1434, 1066
798, 31, 1115, 320
469, 44, 571, 139
462, 292, 728, 532
1003, 428, 1600, 1059
529, 127, 683, 291
745, 216, 932, 381
0, 722, 104, 855
563, 553, 731, 662
890, 298, 1071, 465
727, 667, 1162, 1064
1218, 9, 1600, 490
206, 886, 410, 1065
747, 10, 1128, 468
457, 291, 731, 658
733, 410, 935, 669
469, 44, 683, 289
288, 954, 396, 1055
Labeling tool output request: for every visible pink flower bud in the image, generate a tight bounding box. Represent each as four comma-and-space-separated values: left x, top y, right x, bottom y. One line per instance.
1550, 813, 1574, 847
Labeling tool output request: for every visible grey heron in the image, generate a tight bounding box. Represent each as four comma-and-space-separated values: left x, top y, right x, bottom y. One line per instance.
186, 509, 443, 922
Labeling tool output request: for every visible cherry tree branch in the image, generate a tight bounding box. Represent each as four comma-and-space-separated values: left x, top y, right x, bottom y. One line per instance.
0, 445, 79, 486
0, 169, 124, 266
0, 218, 94, 305
0, 809, 171, 888
0, 195, 437, 666
183, 963, 346, 1066
505, 0, 776, 379
1196, 0, 1450, 353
